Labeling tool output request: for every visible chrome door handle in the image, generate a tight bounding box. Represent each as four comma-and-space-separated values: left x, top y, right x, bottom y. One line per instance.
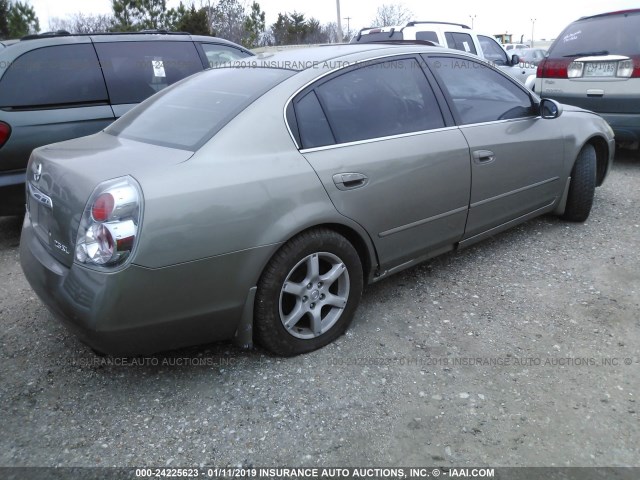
472, 150, 495, 164
332, 173, 369, 190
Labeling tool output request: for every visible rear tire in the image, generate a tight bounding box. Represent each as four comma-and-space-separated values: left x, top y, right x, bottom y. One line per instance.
254, 229, 363, 356
562, 144, 596, 222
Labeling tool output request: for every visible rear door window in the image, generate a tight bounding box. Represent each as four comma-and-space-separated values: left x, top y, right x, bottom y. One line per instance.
444, 32, 477, 54
312, 58, 445, 144
0, 44, 107, 108
95, 41, 203, 105
294, 91, 335, 149
416, 31, 439, 43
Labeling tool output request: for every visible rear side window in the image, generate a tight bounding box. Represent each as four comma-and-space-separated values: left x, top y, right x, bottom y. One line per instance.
95, 41, 203, 105
445, 32, 477, 54
0, 44, 107, 108
429, 57, 534, 124
106, 67, 294, 151
416, 31, 438, 43
351, 31, 404, 43
548, 13, 640, 57
200, 43, 250, 68
313, 58, 445, 144
294, 91, 335, 149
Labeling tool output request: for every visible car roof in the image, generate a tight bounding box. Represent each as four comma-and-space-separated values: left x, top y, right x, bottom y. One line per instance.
578, 8, 640, 21
0, 31, 251, 60
3, 30, 247, 47
233, 43, 473, 72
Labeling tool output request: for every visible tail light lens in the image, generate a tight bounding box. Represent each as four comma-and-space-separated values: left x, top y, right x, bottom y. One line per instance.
75, 176, 143, 269
618, 57, 640, 78
0, 122, 11, 148
540, 56, 640, 79
537, 58, 571, 78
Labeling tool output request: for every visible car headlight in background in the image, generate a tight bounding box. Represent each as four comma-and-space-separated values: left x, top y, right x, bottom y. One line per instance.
75, 176, 143, 269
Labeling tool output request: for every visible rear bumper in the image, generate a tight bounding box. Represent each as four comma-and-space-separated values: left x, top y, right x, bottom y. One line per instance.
19, 214, 270, 355
598, 113, 640, 144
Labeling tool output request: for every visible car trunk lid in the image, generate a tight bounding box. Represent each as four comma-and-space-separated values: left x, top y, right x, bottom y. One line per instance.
26, 132, 193, 267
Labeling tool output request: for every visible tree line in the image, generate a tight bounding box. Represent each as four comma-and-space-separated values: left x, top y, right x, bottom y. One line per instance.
1, 1, 415, 48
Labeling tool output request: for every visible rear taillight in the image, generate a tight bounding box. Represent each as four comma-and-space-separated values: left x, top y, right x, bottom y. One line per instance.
625, 56, 640, 78
567, 61, 584, 78
91, 193, 115, 222
75, 176, 143, 269
537, 58, 571, 78
0, 122, 11, 148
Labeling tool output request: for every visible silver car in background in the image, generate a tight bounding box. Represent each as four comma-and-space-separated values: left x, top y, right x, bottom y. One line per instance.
20, 44, 614, 357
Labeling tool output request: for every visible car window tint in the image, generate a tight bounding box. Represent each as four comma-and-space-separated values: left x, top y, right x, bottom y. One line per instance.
295, 91, 335, 149
315, 58, 445, 144
106, 67, 294, 151
0, 44, 107, 108
95, 41, 203, 105
200, 43, 250, 68
352, 31, 404, 43
549, 13, 640, 57
416, 31, 438, 43
444, 32, 477, 54
478, 35, 509, 65
431, 57, 533, 125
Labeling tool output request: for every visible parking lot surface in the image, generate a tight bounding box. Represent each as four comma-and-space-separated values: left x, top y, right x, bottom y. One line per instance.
1, 150, 638, 468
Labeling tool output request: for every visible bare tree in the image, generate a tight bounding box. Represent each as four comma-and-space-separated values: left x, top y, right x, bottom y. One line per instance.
49, 13, 114, 33
371, 3, 413, 27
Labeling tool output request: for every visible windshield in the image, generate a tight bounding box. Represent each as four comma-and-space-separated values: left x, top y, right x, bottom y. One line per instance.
106, 67, 294, 151
549, 12, 640, 57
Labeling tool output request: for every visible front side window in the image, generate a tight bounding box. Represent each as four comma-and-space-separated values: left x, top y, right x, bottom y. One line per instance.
478, 35, 509, 65
429, 57, 534, 125
445, 32, 477, 54
311, 58, 445, 144
95, 41, 203, 105
200, 43, 250, 69
0, 44, 107, 108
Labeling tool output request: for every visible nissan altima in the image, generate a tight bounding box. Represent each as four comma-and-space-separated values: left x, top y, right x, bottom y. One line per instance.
20, 44, 615, 356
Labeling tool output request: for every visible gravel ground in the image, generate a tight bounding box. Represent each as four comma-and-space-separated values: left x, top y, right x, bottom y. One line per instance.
0, 150, 638, 469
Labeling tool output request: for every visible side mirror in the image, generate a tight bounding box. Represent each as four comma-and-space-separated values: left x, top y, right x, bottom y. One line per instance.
540, 98, 563, 119
510, 54, 520, 66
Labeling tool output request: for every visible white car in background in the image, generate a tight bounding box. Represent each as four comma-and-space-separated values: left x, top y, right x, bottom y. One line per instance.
353, 21, 537, 89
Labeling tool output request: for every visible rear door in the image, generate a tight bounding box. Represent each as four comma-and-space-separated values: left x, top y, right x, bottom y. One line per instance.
94, 40, 204, 118
291, 56, 472, 270
0, 43, 114, 176
426, 55, 565, 240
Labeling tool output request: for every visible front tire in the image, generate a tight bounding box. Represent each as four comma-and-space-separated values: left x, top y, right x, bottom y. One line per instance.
562, 144, 596, 222
254, 229, 363, 356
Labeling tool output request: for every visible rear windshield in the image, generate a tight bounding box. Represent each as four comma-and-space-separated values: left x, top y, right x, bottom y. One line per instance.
106, 67, 294, 151
549, 12, 640, 57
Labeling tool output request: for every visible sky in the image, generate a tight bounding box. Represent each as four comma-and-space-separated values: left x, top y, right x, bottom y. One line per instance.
29, 0, 639, 42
